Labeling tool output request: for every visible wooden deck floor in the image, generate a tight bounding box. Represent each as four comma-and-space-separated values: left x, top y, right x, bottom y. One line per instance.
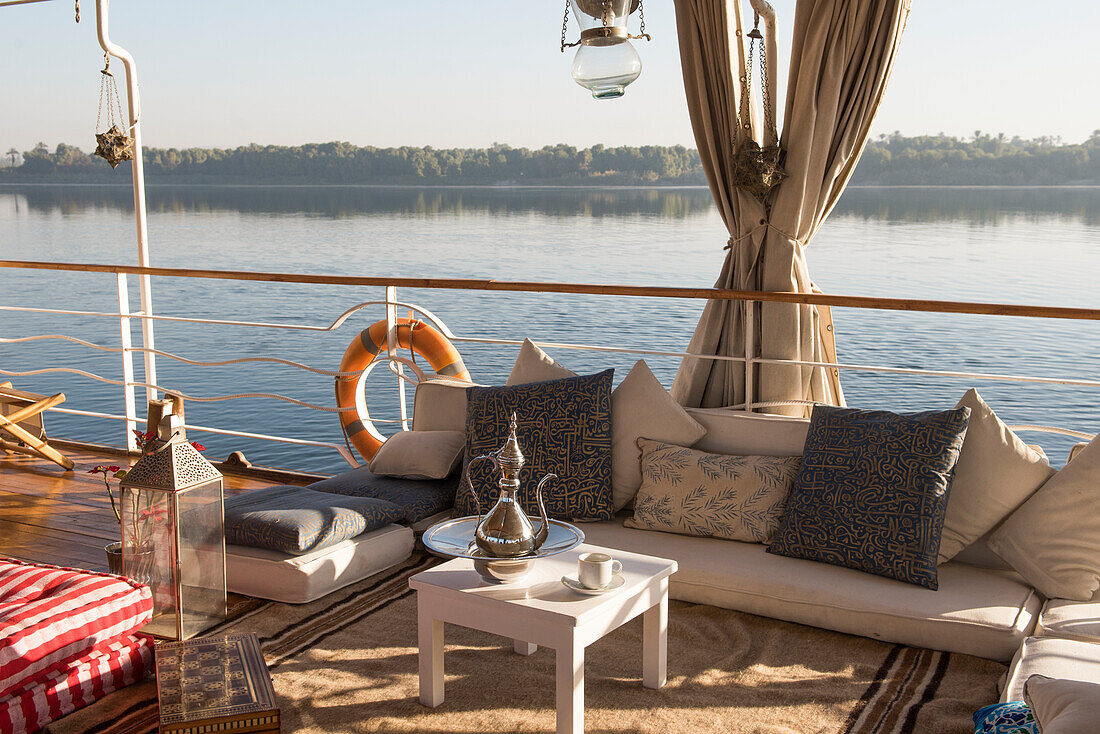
0, 443, 287, 572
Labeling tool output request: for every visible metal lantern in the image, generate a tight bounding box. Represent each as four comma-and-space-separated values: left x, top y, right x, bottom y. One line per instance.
118, 413, 226, 640
561, 0, 651, 99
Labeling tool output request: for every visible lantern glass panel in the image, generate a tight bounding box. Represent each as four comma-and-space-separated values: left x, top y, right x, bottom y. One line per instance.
120, 479, 226, 640
177, 480, 227, 640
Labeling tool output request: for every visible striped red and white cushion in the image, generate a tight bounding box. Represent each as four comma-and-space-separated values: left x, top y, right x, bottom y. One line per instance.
0, 559, 152, 699
0, 633, 154, 734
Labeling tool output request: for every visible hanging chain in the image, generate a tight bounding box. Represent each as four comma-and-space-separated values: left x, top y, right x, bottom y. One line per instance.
601, 0, 613, 27
634, 0, 651, 41
560, 1, 581, 51
96, 53, 127, 133
74, 0, 79, 23
757, 15, 774, 136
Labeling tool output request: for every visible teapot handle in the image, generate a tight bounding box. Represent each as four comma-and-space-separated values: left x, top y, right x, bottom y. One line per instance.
464, 451, 500, 523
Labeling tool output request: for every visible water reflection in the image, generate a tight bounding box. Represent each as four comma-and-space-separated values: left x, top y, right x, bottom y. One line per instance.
2, 184, 1097, 225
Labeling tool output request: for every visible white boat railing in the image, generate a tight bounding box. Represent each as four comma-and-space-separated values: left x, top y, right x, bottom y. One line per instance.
1, 259, 1097, 469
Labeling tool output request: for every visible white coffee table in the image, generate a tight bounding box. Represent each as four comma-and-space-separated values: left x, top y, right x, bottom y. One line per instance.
409, 543, 677, 734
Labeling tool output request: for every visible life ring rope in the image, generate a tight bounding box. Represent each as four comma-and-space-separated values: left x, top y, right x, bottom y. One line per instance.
335, 317, 470, 462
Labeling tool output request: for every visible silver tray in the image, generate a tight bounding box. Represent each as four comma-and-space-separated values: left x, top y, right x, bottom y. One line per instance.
422, 516, 585, 583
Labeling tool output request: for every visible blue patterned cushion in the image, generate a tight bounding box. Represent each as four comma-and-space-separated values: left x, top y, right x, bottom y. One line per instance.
308, 466, 458, 523
767, 405, 970, 589
224, 486, 405, 555
455, 369, 614, 521
973, 702, 1038, 733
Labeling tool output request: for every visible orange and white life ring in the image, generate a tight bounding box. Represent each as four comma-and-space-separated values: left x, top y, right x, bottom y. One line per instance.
335, 317, 470, 461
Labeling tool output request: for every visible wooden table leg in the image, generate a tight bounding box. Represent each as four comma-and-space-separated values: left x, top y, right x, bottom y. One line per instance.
642, 594, 667, 689
556, 638, 584, 734
513, 639, 537, 656
418, 601, 444, 707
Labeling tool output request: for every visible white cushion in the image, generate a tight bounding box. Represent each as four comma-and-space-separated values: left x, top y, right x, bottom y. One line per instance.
938, 389, 1055, 563
368, 430, 465, 479
610, 361, 706, 511
581, 517, 1039, 661
990, 435, 1100, 601
225, 524, 414, 604
1036, 599, 1100, 643
1025, 675, 1100, 733
505, 339, 576, 385
686, 408, 809, 456
412, 377, 476, 432
1002, 636, 1100, 702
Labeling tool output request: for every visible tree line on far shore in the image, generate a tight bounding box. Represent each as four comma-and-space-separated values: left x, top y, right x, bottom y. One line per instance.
4, 131, 1098, 186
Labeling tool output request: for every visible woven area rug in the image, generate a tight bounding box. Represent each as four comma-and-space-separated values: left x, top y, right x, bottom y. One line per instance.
49, 553, 1005, 734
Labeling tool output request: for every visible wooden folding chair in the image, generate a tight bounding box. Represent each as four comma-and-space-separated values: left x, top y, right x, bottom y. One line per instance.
0, 382, 75, 470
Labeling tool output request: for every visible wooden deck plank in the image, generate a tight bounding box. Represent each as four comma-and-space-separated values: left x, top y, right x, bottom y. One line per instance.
0, 446, 288, 573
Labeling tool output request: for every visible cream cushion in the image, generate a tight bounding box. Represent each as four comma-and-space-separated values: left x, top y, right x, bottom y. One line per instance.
581, 516, 1039, 661
610, 361, 706, 511
1002, 637, 1100, 702
989, 435, 1100, 601
938, 389, 1055, 563
626, 440, 799, 543
1025, 675, 1100, 733
412, 377, 476, 432
686, 408, 809, 456
225, 524, 414, 604
1036, 599, 1100, 643
505, 339, 577, 385
368, 430, 465, 480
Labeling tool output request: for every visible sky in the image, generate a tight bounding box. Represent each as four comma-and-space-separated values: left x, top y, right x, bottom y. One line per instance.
2, 0, 1098, 153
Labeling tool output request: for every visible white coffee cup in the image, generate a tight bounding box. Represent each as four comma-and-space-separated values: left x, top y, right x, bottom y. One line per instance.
577, 552, 622, 590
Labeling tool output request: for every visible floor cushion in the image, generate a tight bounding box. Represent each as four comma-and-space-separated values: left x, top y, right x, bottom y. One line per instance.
1035, 599, 1100, 643
225, 524, 414, 604
1002, 637, 1100, 702
0, 634, 152, 734
308, 466, 458, 523
223, 486, 406, 555
580, 517, 1039, 662
1024, 675, 1100, 733
0, 559, 152, 699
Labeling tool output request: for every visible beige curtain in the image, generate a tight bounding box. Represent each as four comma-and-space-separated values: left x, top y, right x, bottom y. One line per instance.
671, 0, 911, 414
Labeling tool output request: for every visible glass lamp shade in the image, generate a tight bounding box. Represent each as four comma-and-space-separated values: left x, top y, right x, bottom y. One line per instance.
571, 40, 642, 99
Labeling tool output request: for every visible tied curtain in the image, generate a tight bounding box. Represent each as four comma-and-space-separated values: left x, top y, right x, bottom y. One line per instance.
670, 0, 911, 414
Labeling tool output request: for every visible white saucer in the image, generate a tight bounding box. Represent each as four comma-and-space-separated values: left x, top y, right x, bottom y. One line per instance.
560, 573, 625, 595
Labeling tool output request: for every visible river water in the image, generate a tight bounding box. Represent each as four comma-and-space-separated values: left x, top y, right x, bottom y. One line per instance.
1, 184, 1097, 473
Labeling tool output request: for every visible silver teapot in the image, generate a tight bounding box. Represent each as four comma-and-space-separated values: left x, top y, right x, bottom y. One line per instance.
466, 413, 556, 558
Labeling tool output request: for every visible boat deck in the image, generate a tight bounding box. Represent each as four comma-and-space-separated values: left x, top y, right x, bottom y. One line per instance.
0, 442, 289, 572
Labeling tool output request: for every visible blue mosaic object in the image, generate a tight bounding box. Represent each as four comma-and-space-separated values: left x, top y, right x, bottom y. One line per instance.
456, 370, 614, 521
224, 485, 405, 555
767, 404, 970, 589
973, 702, 1038, 733
308, 466, 458, 523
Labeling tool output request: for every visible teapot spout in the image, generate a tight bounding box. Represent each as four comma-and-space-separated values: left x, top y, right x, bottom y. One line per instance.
532, 473, 557, 549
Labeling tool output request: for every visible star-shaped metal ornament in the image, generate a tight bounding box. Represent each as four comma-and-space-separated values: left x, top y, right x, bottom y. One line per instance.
732, 139, 787, 201
94, 124, 134, 168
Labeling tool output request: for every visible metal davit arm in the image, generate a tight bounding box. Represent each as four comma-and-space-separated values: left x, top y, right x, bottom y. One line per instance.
95, 0, 158, 420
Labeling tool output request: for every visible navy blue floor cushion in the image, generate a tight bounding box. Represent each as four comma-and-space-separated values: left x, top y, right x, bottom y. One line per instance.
307, 465, 458, 523
224, 485, 405, 555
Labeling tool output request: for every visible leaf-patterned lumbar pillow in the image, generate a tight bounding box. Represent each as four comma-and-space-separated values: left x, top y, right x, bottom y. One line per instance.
624, 439, 801, 544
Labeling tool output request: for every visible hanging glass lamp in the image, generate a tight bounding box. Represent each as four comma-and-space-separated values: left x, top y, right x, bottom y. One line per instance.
561, 0, 651, 100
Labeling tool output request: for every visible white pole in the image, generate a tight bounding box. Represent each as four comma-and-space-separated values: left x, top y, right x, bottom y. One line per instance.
95, 0, 158, 404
